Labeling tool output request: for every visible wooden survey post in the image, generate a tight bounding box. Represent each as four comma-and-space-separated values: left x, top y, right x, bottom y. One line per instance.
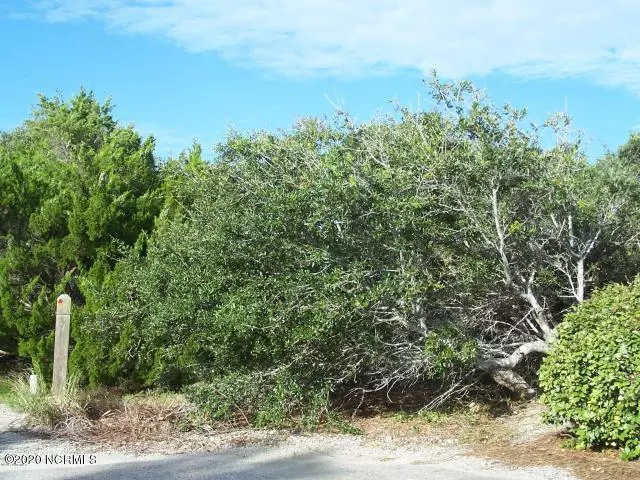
52, 294, 71, 396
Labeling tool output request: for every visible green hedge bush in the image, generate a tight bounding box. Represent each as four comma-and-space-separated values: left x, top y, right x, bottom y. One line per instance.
183, 372, 338, 430
539, 277, 640, 460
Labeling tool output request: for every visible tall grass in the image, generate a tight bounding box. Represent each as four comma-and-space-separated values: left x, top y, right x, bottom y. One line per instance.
7, 373, 197, 442
9, 372, 90, 429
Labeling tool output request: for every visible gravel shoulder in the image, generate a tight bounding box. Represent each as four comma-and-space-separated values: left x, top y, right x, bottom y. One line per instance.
0, 403, 577, 480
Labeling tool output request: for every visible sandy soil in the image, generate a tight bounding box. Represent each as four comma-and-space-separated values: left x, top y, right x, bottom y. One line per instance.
0, 402, 576, 480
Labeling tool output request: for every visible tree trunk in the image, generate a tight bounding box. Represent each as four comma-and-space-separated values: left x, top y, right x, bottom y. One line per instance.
489, 370, 537, 399
478, 337, 551, 398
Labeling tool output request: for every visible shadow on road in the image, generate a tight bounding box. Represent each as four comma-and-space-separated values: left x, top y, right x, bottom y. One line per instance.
33, 447, 343, 480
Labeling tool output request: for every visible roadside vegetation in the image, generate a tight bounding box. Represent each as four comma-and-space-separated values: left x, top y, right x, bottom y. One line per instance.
1, 75, 639, 461
5, 371, 199, 443
0, 377, 16, 407
540, 278, 640, 460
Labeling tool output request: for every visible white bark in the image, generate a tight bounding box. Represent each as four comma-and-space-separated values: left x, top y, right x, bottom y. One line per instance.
489, 370, 537, 398
519, 288, 554, 340
576, 257, 584, 303
478, 339, 549, 371
491, 186, 514, 287
479, 338, 551, 398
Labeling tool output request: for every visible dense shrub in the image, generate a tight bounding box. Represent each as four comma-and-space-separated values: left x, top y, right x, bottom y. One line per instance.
74, 122, 481, 399
71, 84, 640, 422
3, 82, 640, 427
184, 372, 334, 429
539, 278, 640, 460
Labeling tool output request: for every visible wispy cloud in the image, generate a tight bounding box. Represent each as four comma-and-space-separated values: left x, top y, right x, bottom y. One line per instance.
130, 121, 196, 158
21, 1, 640, 93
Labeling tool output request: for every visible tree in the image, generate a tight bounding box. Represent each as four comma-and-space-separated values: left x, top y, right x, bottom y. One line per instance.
30, 79, 640, 414
391, 78, 640, 397
0, 89, 162, 376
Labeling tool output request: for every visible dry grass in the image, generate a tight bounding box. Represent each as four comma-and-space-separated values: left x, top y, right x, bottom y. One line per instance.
10, 372, 89, 429
8, 373, 200, 446
8, 374, 640, 478
468, 402, 640, 480
66, 394, 195, 445
475, 432, 640, 480
352, 398, 517, 446
52, 391, 291, 454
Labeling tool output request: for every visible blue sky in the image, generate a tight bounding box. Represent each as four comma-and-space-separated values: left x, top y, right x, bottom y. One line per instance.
2, 1, 640, 161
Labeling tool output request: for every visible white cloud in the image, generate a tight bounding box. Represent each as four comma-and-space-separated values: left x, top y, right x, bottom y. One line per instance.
130, 121, 196, 158
24, 1, 640, 93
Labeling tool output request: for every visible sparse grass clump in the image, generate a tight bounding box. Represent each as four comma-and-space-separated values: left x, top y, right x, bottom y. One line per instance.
6, 373, 197, 443
9, 372, 90, 430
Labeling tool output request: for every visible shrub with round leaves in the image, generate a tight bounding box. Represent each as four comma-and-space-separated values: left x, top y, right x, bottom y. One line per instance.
539, 277, 640, 460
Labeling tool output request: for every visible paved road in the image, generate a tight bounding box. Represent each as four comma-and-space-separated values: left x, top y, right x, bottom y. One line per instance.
0, 404, 575, 480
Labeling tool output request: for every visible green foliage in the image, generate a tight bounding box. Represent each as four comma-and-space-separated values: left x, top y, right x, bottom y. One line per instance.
184, 372, 332, 430
0, 89, 162, 378
80, 116, 483, 402
0, 376, 18, 407
2, 80, 640, 432
75, 82, 640, 425
422, 327, 478, 377
539, 278, 640, 460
